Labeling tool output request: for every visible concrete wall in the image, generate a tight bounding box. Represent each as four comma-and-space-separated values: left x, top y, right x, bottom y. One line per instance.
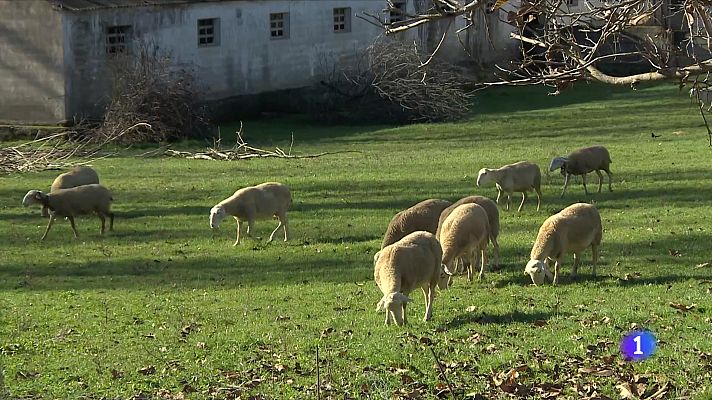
0, 0, 66, 124
415, 0, 519, 67
63, 0, 390, 118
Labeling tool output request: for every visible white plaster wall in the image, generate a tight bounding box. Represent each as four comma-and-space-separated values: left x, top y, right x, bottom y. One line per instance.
64, 0, 392, 116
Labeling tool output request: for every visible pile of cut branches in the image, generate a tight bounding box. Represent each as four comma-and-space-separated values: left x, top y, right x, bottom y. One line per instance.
100, 43, 210, 144
0, 123, 151, 174
161, 123, 359, 161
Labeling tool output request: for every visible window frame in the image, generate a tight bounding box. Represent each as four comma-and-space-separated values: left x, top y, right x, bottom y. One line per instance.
333, 7, 351, 33
198, 17, 220, 47
270, 12, 290, 39
105, 25, 131, 55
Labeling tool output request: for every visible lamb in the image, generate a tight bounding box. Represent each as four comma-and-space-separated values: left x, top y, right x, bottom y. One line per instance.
436, 195, 500, 269
476, 161, 542, 212
209, 182, 291, 245
22, 184, 114, 240
549, 145, 612, 197
373, 231, 447, 326
381, 199, 452, 248
438, 203, 490, 283
524, 202, 602, 286
38, 166, 100, 217
690, 87, 712, 111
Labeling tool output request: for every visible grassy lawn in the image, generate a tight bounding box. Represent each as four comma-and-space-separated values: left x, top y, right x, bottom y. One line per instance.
1, 82, 711, 399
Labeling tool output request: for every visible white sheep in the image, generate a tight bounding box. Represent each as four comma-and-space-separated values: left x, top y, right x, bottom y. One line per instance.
476, 161, 542, 212
438, 203, 490, 283
690, 87, 712, 111
374, 231, 447, 326
36, 166, 100, 217
436, 195, 500, 269
210, 182, 291, 245
381, 198, 452, 249
22, 184, 114, 240
524, 202, 602, 285
549, 145, 612, 197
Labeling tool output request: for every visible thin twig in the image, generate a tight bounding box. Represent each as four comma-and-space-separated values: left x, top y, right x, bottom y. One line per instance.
429, 346, 455, 400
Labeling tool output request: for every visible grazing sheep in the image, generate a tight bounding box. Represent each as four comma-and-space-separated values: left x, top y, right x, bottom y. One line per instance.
690, 87, 712, 111
210, 182, 291, 245
524, 202, 602, 285
438, 203, 490, 283
22, 184, 114, 241
436, 195, 500, 269
476, 161, 542, 212
374, 231, 446, 326
549, 145, 612, 197
381, 199, 452, 248
37, 166, 100, 217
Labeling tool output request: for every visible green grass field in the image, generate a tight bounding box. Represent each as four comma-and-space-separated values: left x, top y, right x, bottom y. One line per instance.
1, 83, 711, 399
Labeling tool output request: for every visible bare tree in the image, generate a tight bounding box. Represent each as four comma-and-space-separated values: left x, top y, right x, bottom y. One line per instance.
314, 36, 472, 123
367, 0, 711, 89
363, 0, 712, 141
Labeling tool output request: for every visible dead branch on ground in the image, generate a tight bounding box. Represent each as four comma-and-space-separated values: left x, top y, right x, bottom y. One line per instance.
161, 122, 362, 160
0, 123, 151, 174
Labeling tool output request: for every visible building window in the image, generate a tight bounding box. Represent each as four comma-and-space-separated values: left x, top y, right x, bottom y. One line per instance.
566, 0, 578, 5
198, 18, 219, 46
270, 12, 289, 39
333, 7, 351, 32
388, 0, 407, 24
105, 25, 130, 54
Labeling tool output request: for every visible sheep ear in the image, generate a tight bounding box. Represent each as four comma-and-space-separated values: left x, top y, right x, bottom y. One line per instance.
33, 192, 43, 201
376, 298, 385, 312
442, 263, 454, 276
373, 251, 381, 265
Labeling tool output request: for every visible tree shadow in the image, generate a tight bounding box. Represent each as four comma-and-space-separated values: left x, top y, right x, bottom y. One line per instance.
438, 310, 565, 331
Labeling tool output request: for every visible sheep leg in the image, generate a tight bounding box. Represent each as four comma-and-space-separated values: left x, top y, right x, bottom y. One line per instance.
560, 174, 571, 198
506, 191, 512, 211
40, 215, 57, 241
595, 170, 604, 193
534, 186, 542, 211
591, 244, 599, 277
478, 247, 487, 281
282, 215, 289, 241
517, 191, 527, 212
68, 216, 79, 238
552, 258, 562, 285
98, 213, 106, 235
491, 236, 500, 270
268, 220, 283, 243
495, 188, 502, 205
233, 218, 242, 246
402, 302, 409, 325
109, 213, 114, 231
605, 169, 613, 192
385, 310, 392, 325
469, 250, 478, 282
582, 173, 589, 194
423, 285, 435, 322
572, 252, 579, 277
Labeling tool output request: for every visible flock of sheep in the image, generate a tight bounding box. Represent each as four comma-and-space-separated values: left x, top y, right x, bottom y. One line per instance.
21, 144, 612, 326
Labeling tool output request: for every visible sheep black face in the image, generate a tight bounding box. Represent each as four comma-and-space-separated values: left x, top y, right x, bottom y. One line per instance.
209, 205, 227, 229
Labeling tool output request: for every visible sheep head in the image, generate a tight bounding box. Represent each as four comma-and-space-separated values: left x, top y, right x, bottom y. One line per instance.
524, 259, 554, 285
209, 205, 227, 229
476, 168, 496, 187
22, 190, 46, 207
549, 157, 568, 172
376, 292, 411, 326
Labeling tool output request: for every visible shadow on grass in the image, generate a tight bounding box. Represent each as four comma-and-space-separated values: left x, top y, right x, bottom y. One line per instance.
438, 310, 565, 331
0, 250, 372, 291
